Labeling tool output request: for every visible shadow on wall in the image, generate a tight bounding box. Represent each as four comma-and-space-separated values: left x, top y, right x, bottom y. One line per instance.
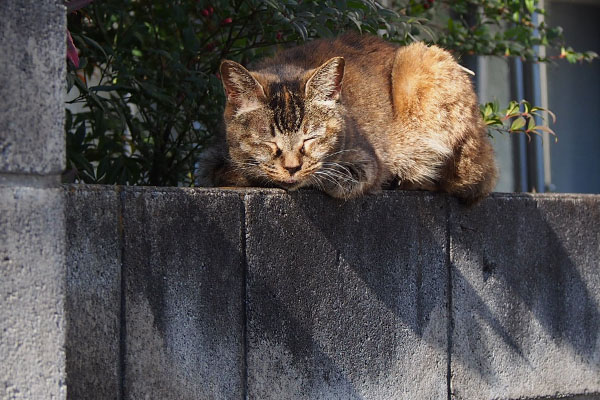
121, 188, 245, 400
246, 190, 600, 398
450, 195, 600, 396
66, 187, 246, 400
246, 191, 449, 399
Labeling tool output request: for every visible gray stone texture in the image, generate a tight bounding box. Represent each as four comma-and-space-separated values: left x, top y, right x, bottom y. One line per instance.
65, 186, 121, 399
245, 190, 449, 400
121, 187, 245, 400
0, 186, 66, 399
450, 193, 600, 400
0, 0, 66, 174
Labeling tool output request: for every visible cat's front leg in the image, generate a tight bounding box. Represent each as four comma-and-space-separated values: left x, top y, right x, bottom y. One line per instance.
196, 147, 254, 187
315, 154, 380, 199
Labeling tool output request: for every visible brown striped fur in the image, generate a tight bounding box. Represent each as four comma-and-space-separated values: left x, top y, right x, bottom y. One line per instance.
214, 33, 497, 203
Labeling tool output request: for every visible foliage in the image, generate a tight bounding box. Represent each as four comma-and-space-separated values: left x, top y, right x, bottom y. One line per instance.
64, 0, 596, 186
481, 100, 556, 141
395, 0, 597, 62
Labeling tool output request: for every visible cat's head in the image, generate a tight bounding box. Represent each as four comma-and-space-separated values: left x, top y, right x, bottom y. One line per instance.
219, 57, 345, 190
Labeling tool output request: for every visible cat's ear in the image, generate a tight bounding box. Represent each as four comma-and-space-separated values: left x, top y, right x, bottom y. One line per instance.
305, 57, 345, 103
220, 60, 266, 109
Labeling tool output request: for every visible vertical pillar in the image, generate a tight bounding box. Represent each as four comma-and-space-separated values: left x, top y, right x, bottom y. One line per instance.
0, 1, 67, 398
522, 8, 547, 194
509, 57, 529, 193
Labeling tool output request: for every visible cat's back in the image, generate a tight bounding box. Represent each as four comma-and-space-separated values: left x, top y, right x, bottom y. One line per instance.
253, 33, 397, 78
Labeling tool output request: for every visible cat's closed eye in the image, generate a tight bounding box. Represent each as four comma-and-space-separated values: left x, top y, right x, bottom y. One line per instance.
301, 137, 318, 154
264, 141, 282, 157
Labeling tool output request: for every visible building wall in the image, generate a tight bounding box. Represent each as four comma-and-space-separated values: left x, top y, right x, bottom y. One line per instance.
546, 1, 600, 193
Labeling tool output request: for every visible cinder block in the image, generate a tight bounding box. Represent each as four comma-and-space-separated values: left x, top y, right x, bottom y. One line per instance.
450, 193, 600, 400
0, 186, 66, 399
65, 185, 121, 399
245, 190, 449, 400
121, 187, 245, 399
0, 0, 65, 174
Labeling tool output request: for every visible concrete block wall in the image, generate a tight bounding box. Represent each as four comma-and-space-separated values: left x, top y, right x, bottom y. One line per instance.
0, 0, 66, 177
65, 186, 246, 399
65, 186, 600, 400
0, 1, 67, 399
245, 191, 448, 399
450, 195, 600, 399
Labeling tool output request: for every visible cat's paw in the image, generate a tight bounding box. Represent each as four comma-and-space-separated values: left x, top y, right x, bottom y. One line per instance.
317, 162, 377, 199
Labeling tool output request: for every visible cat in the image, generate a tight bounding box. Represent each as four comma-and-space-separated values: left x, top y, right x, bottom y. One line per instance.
208, 33, 497, 203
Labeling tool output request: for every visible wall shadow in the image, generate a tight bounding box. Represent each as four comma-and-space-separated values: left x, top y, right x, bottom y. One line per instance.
246, 190, 600, 398
120, 187, 246, 399
245, 190, 449, 398
449, 194, 600, 394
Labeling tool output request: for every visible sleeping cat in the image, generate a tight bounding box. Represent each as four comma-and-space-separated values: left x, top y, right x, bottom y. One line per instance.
209, 33, 497, 203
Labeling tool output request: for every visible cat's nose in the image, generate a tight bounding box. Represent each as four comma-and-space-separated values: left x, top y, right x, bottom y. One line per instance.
284, 164, 302, 176
282, 153, 302, 176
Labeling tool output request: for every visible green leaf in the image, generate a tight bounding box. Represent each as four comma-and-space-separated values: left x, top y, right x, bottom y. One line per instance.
74, 123, 87, 147
483, 103, 493, 118
291, 21, 308, 41
510, 116, 526, 131
97, 157, 110, 180
524, 0, 535, 14
90, 85, 134, 92
137, 81, 175, 105
347, 13, 363, 32
527, 117, 536, 132
80, 34, 110, 60
314, 24, 334, 38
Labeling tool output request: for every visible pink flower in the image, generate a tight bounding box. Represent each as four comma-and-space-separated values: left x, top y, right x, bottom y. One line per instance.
221, 17, 233, 25
66, 30, 79, 68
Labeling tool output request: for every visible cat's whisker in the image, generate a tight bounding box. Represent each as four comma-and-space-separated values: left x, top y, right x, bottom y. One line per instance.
314, 171, 351, 191
318, 171, 358, 187
319, 166, 359, 184
314, 177, 326, 192
314, 170, 342, 186
324, 163, 356, 180
321, 173, 357, 186
322, 149, 360, 159
307, 175, 325, 192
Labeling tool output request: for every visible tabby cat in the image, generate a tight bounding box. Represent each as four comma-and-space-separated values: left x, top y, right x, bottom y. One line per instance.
209, 33, 497, 203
